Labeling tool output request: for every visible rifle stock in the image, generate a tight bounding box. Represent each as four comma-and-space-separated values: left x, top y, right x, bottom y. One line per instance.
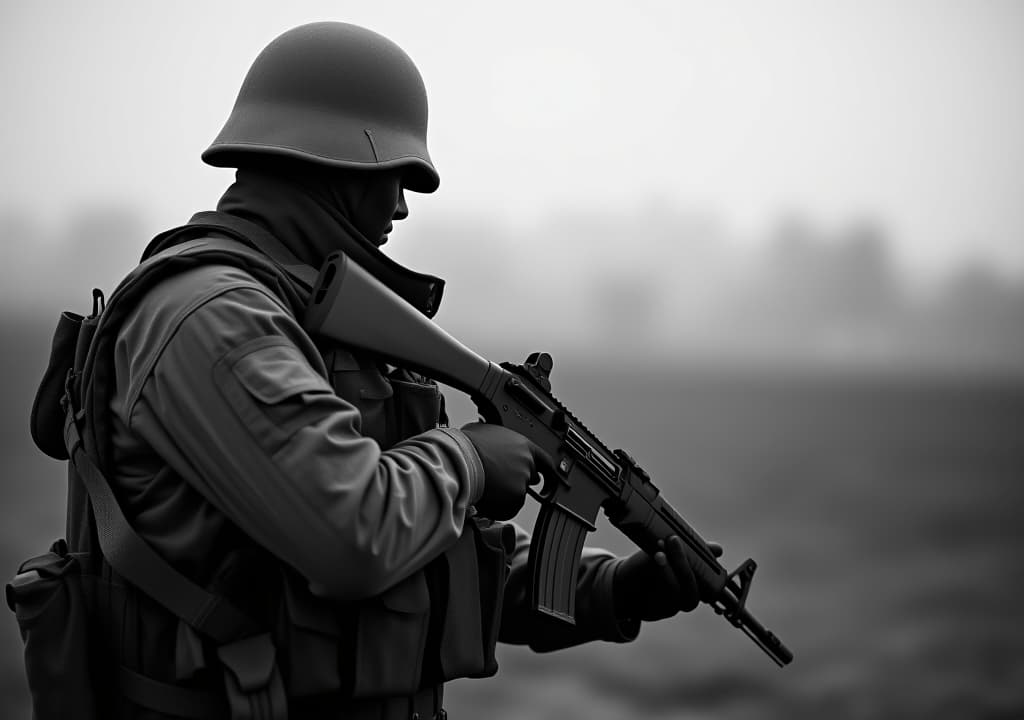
304, 251, 793, 667
304, 252, 500, 395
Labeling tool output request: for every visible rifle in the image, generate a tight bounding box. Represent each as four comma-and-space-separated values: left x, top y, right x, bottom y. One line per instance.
305, 252, 793, 667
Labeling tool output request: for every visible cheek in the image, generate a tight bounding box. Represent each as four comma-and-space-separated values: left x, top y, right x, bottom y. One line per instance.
357, 184, 400, 237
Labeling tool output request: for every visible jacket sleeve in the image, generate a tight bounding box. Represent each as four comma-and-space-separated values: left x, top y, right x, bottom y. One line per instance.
497, 522, 640, 650
113, 266, 485, 601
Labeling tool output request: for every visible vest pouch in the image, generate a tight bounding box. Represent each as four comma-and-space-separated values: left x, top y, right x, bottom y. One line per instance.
351, 569, 430, 698
439, 520, 516, 680
276, 572, 346, 697
472, 520, 516, 677
6, 539, 98, 720
386, 369, 443, 441
326, 349, 393, 447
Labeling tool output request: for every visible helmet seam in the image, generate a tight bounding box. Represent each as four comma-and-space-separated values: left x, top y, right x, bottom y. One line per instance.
363, 129, 381, 163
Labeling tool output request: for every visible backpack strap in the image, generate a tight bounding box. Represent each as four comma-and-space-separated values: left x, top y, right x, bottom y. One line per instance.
64, 399, 287, 720
63, 407, 255, 643
163, 211, 319, 291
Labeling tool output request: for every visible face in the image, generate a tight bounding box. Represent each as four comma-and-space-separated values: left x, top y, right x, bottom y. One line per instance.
350, 170, 409, 247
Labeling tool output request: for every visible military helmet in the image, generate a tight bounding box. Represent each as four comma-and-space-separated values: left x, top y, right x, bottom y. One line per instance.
203, 22, 439, 193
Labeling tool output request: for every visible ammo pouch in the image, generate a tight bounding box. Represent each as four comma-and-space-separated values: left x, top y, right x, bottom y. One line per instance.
436, 518, 516, 681
274, 517, 516, 701
6, 539, 98, 720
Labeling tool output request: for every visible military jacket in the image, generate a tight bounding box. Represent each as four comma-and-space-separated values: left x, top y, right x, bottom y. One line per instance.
93, 222, 637, 718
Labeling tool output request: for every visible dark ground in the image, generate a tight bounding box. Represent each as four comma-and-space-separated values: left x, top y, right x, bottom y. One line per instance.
2, 318, 1022, 719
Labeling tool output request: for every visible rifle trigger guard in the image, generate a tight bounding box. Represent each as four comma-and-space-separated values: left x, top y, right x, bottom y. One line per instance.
724, 558, 757, 622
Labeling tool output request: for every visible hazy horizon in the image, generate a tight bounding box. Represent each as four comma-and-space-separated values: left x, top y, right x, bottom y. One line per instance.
3, 200, 1022, 378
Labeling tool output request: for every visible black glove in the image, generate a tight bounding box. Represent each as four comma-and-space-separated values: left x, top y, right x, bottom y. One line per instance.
613, 536, 724, 622
460, 422, 553, 520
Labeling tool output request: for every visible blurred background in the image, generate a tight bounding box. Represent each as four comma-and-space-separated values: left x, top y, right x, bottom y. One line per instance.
2, 1, 1022, 718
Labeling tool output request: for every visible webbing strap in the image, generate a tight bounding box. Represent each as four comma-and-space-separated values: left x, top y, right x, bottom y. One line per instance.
118, 665, 227, 719
64, 407, 256, 644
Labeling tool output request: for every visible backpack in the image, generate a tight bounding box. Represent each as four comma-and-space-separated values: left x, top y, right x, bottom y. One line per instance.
7, 214, 318, 720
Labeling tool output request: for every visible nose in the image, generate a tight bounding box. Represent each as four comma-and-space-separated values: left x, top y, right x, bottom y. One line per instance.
393, 188, 409, 222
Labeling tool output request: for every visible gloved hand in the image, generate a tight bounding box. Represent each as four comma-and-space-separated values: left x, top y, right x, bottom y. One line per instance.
460, 422, 554, 520
613, 536, 724, 622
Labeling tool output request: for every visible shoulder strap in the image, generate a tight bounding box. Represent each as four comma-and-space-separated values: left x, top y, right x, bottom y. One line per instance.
66, 404, 287, 717
175, 211, 319, 291
63, 402, 257, 644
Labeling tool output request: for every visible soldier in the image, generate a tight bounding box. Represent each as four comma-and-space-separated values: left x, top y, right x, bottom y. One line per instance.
54, 22, 716, 719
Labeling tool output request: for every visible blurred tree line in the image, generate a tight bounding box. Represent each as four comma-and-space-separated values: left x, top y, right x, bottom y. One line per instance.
3, 203, 1022, 375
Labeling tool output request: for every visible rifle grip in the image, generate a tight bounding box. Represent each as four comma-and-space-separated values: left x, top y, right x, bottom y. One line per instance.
528, 503, 589, 624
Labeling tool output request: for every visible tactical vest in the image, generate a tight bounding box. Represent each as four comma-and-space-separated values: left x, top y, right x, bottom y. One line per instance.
29, 214, 513, 720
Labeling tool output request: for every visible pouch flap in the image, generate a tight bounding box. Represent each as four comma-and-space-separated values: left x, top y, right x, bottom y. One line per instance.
232, 344, 328, 404
282, 575, 341, 636
377, 570, 429, 614
326, 348, 393, 401
329, 349, 360, 372
476, 520, 518, 556
217, 633, 277, 692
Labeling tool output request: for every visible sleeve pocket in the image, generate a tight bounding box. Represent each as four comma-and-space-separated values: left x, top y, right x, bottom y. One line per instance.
232, 345, 327, 403
216, 339, 332, 454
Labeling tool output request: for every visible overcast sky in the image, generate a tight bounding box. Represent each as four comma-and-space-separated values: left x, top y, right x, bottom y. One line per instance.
2, 1, 1022, 282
